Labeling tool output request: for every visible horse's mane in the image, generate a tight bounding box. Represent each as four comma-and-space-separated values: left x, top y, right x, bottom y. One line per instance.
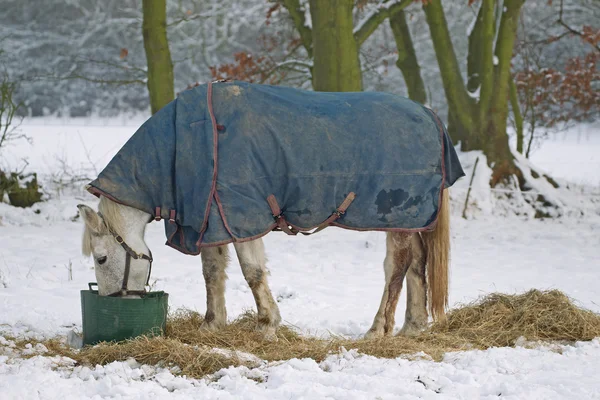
81, 196, 125, 257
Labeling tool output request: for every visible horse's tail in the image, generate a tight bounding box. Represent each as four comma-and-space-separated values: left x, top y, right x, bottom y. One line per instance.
421, 188, 450, 322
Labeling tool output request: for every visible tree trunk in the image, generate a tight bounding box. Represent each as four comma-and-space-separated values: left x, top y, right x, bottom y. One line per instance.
447, 108, 475, 149
423, 0, 476, 147
476, 0, 496, 131
418, 1, 561, 212
309, 0, 362, 92
142, 0, 174, 114
486, 0, 526, 184
466, 3, 485, 93
389, 9, 427, 104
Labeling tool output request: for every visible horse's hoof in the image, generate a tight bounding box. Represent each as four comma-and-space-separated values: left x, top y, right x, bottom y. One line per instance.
257, 325, 278, 342
397, 323, 426, 337
363, 328, 384, 340
200, 320, 225, 332
262, 331, 278, 342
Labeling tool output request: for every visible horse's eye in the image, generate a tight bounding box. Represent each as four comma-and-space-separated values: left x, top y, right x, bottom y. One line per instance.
97, 256, 108, 265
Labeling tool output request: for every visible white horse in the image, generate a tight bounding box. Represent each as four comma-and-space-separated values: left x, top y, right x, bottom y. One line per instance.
77, 188, 449, 340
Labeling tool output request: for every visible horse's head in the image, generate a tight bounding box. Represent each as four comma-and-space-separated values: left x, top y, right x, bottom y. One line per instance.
77, 199, 152, 297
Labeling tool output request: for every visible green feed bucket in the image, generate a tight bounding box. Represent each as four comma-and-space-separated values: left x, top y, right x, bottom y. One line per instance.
81, 283, 169, 346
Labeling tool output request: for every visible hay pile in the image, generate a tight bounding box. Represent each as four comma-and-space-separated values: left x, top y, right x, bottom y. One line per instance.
431, 289, 600, 346
58, 289, 600, 379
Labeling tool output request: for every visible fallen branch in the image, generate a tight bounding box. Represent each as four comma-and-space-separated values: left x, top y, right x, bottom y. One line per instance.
462, 156, 480, 219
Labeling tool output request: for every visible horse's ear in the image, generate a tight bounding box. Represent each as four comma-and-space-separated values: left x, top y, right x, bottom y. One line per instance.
77, 204, 104, 234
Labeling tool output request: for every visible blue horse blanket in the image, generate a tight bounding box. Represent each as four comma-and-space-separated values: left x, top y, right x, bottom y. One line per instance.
88, 81, 464, 255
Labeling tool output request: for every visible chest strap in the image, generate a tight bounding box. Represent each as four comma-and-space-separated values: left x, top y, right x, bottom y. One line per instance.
267, 192, 356, 236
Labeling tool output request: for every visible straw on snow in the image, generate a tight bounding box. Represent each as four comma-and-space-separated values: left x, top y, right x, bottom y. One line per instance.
41, 289, 600, 379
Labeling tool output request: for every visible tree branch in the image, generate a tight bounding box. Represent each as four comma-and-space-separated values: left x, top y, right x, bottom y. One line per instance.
73, 56, 148, 76
167, 12, 215, 27
280, 0, 313, 58
50, 56, 148, 86
477, 0, 496, 127
557, 0, 600, 52
423, 0, 475, 133
389, 7, 426, 104
259, 42, 313, 85
0, 74, 25, 151
59, 75, 147, 86
354, 0, 413, 47
509, 77, 524, 154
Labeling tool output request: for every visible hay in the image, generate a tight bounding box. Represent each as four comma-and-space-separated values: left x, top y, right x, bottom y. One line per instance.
73, 336, 253, 377
431, 289, 600, 346
44, 289, 600, 379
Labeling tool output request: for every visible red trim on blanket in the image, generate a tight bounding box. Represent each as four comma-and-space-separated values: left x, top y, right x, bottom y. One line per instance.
86, 185, 125, 205
88, 182, 441, 256
213, 190, 237, 241
424, 106, 447, 230
178, 221, 436, 254
272, 219, 436, 236
167, 224, 179, 245
166, 238, 201, 255
196, 81, 221, 248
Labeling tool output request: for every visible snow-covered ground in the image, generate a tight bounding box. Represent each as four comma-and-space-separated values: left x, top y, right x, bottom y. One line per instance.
0, 118, 599, 399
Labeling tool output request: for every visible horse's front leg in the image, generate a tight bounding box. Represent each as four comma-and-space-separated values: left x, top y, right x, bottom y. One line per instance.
234, 239, 281, 340
365, 232, 412, 339
201, 245, 230, 330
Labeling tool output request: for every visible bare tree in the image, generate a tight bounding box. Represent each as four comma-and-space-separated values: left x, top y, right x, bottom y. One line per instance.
142, 0, 175, 114
0, 47, 26, 154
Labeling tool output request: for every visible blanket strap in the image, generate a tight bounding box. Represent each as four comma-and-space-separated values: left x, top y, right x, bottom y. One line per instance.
266, 192, 356, 236
300, 192, 356, 236
267, 194, 298, 235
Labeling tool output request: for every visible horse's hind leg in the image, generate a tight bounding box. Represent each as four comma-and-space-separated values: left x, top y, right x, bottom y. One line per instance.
201, 245, 229, 330
234, 239, 281, 340
398, 234, 428, 336
365, 232, 412, 339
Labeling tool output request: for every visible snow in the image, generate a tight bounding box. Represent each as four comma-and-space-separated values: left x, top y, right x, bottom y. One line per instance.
467, 85, 481, 100
528, 123, 600, 187
1, 118, 599, 398
2, 341, 600, 398
274, 59, 313, 71
300, 0, 311, 29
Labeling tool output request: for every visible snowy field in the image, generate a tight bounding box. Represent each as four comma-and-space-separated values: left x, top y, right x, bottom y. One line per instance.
0, 118, 599, 399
